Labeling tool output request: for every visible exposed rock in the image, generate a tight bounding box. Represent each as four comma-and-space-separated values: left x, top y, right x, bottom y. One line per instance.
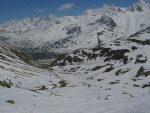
128, 39, 150, 45
136, 66, 150, 77
92, 64, 110, 71
103, 65, 114, 72
59, 80, 68, 87
115, 69, 130, 76
6, 100, 15, 104
141, 83, 150, 88
0, 81, 11, 88
89, 15, 117, 29
135, 54, 147, 64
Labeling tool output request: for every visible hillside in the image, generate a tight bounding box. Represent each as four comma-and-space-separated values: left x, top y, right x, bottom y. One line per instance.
0, 40, 150, 113
0, 0, 150, 113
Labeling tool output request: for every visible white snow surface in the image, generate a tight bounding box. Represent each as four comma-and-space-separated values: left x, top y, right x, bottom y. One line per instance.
1, 1, 150, 113
1, 0, 150, 52
1, 28, 150, 113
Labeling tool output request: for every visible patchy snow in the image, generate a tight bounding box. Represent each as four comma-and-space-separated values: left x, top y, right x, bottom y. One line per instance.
1, 28, 150, 112
1, 0, 150, 113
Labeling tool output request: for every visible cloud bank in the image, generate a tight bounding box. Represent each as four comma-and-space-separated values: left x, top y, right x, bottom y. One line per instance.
58, 3, 75, 11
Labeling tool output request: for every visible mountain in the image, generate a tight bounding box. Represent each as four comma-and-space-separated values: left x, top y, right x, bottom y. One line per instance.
0, 43, 50, 88
51, 24, 150, 95
0, 33, 150, 113
1, 0, 150, 53
1, 0, 150, 113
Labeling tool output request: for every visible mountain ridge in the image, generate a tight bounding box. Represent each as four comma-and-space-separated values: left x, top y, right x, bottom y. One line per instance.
0, 0, 150, 53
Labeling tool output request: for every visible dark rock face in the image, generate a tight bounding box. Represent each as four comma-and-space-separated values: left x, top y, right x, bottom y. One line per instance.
0, 81, 11, 88
6, 100, 15, 104
142, 83, 150, 88
100, 16, 117, 29
136, 66, 145, 77
103, 65, 114, 73
89, 16, 117, 29
68, 67, 80, 72
130, 5, 143, 12
66, 26, 81, 35
108, 80, 120, 85
92, 64, 110, 71
131, 46, 138, 50
115, 69, 130, 76
130, 6, 136, 12
129, 0, 150, 12
128, 39, 150, 45
135, 5, 144, 12
136, 66, 150, 77
135, 54, 147, 64
59, 80, 68, 87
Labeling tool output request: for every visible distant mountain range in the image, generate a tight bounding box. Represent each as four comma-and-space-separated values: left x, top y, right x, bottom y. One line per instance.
1, 0, 150, 53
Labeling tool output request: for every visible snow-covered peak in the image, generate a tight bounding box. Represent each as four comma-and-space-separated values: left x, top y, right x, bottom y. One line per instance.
82, 0, 150, 16
1, 0, 150, 53
96, 15, 117, 29
129, 0, 150, 12
0, 14, 59, 32
138, 0, 150, 4
138, 0, 150, 10
82, 5, 124, 16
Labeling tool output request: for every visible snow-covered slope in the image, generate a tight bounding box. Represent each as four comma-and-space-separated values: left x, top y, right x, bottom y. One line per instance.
0, 43, 50, 88
1, 0, 150, 113
0, 31, 150, 113
51, 25, 150, 97
0, 39, 150, 113
1, 0, 150, 52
